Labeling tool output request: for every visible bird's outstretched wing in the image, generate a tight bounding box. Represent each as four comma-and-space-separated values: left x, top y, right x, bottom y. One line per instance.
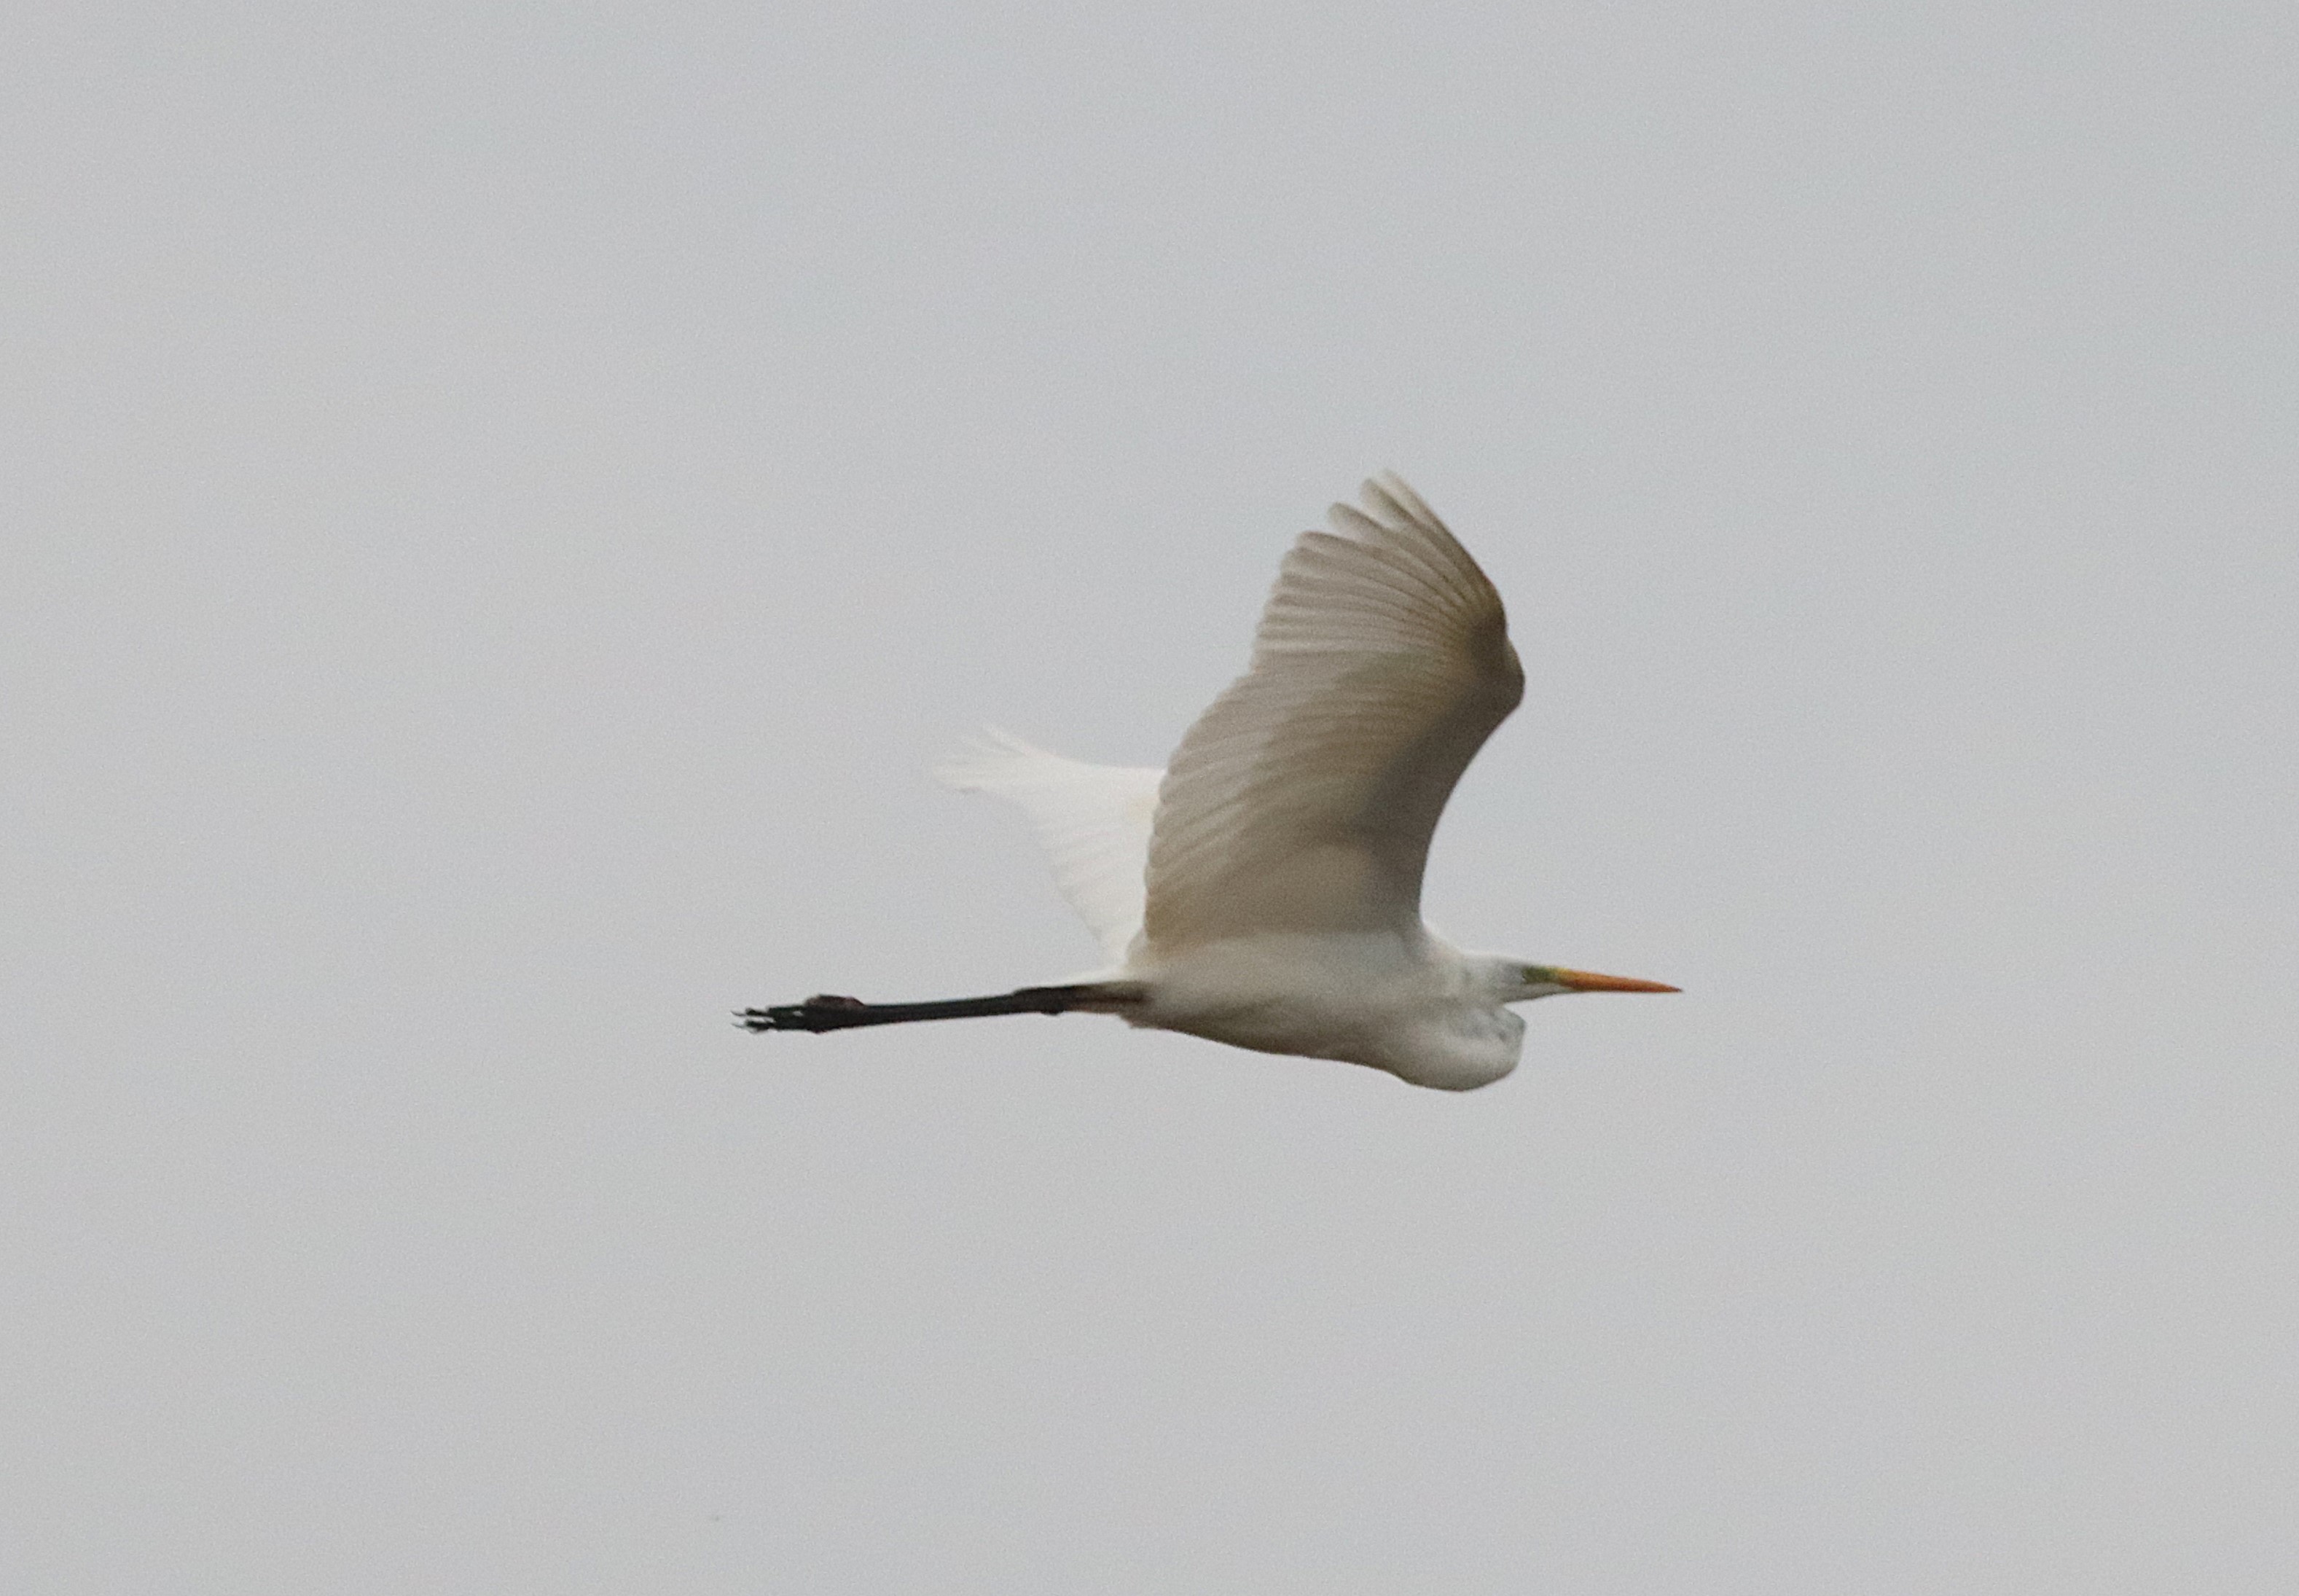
936, 729, 1163, 964
1142, 474, 1524, 952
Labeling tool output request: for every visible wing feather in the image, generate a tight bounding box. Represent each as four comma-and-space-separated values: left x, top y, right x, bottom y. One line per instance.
1141, 474, 1523, 951
936, 729, 1162, 963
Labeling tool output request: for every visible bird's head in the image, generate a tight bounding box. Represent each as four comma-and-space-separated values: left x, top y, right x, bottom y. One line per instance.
1489, 961, 1680, 1004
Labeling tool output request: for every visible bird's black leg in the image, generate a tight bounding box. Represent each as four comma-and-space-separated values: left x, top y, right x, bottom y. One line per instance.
737, 982, 1145, 1034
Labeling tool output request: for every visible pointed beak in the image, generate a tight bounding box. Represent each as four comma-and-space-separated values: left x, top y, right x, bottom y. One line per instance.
1552, 967, 1681, 994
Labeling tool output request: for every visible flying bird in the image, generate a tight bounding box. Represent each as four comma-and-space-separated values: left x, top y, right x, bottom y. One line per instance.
742, 474, 1675, 1090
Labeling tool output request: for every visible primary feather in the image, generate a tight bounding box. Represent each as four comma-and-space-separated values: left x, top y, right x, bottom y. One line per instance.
1140, 473, 1524, 950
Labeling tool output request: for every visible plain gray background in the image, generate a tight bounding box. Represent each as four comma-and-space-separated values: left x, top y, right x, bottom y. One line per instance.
7, 2, 2295, 1590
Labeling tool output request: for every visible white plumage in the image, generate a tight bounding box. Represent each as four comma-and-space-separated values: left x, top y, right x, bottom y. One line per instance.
746, 474, 1675, 1090
933, 729, 1162, 966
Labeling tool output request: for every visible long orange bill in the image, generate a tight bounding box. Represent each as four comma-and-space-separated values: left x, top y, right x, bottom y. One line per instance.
1553, 968, 1681, 994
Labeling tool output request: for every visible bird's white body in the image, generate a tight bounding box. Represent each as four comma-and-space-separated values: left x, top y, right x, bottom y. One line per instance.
907, 474, 1673, 1091
1120, 932, 1532, 1091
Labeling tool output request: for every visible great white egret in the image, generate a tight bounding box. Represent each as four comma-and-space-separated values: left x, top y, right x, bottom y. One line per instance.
742, 474, 1675, 1090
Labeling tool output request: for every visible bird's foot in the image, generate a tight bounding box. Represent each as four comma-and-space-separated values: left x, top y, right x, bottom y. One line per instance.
735, 994, 866, 1033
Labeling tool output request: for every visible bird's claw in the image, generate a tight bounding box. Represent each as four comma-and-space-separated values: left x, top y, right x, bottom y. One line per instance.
735, 995, 867, 1033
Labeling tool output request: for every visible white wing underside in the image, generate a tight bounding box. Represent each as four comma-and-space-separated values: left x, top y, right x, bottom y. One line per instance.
934, 729, 1162, 965
1143, 474, 1524, 952
941, 474, 1523, 965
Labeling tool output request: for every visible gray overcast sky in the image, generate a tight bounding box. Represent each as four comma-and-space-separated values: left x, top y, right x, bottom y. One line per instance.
7, 2, 2295, 1590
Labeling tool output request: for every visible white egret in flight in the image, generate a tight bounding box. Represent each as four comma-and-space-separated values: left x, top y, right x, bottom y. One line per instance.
743, 474, 1675, 1090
